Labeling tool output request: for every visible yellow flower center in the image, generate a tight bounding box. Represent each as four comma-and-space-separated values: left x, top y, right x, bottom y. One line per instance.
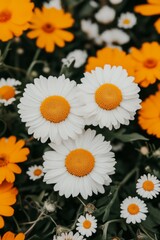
40, 96, 70, 123
0, 10, 11, 22
42, 23, 55, 33
144, 58, 157, 68
33, 169, 42, 176
65, 149, 95, 177
127, 204, 140, 215
0, 153, 9, 167
83, 220, 92, 229
142, 180, 154, 191
0, 85, 15, 100
123, 19, 130, 25
95, 83, 122, 110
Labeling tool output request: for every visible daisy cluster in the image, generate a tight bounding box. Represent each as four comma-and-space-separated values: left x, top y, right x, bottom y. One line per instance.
0, 0, 160, 239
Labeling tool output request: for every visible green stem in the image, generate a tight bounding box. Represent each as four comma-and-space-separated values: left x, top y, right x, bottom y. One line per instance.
102, 219, 122, 240
26, 48, 41, 77
139, 224, 155, 240
2, 64, 26, 74
12, 216, 21, 232
77, 197, 86, 206
25, 211, 44, 236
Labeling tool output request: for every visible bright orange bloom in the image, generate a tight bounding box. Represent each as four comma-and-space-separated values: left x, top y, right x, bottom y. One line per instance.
0, 182, 18, 228
129, 42, 160, 87
27, 7, 74, 52
138, 91, 160, 138
85, 47, 135, 76
0, 136, 30, 183
0, 0, 34, 42
134, 0, 160, 33
0, 231, 25, 240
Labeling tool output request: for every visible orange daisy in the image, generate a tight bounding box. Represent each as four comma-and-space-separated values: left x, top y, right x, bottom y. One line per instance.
0, 136, 30, 183
0, 0, 34, 42
85, 47, 135, 76
134, 0, 160, 33
0, 182, 18, 228
129, 42, 160, 87
138, 91, 160, 138
0, 232, 25, 240
27, 7, 74, 52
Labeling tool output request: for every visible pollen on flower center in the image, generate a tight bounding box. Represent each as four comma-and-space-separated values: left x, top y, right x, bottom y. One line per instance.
0, 153, 9, 167
83, 220, 92, 229
42, 23, 55, 33
142, 180, 154, 191
123, 19, 130, 24
65, 149, 95, 177
0, 10, 11, 22
95, 83, 122, 110
34, 169, 42, 176
144, 58, 157, 68
40, 96, 70, 123
127, 204, 140, 215
0, 85, 15, 100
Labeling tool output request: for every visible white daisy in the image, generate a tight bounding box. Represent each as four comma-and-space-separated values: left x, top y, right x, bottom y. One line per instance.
136, 174, 160, 199
100, 28, 130, 47
44, 0, 62, 9
118, 12, 137, 29
43, 128, 116, 199
76, 214, 97, 237
109, 0, 123, 4
95, 6, 116, 24
18, 75, 84, 143
26, 165, 44, 180
120, 196, 148, 224
89, 1, 99, 8
62, 50, 88, 68
81, 19, 99, 40
78, 65, 141, 130
56, 231, 86, 240
0, 78, 21, 106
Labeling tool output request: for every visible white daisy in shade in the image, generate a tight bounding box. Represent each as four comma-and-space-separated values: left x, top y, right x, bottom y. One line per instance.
76, 214, 97, 237
136, 174, 160, 199
43, 128, 116, 199
95, 6, 116, 24
0, 78, 21, 106
62, 50, 88, 68
27, 165, 44, 180
120, 196, 148, 224
109, 0, 123, 4
78, 65, 141, 130
100, 28, 130, 47
56, 231, 86, 240
18, 75, 84, 143
43, 0, 62, 9
81, 19, 99, 40
118, 12, 137, 29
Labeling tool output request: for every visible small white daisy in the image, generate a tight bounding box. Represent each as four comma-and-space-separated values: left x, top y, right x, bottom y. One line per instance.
89, 1, 99, 8
109, 0, 123, 4
95, 6, 116, 24
78, 65, 141, 130
26, 165, 44, 180
118, 12, 137, 29
100, 28, 130, 47
0, 78, 21, 106
56, 231, 86, 240
76, 214, 97, 237
18, 75, 84, 143
120, 196, 148, 224
62, 50, 88, 68
43, 128, 116, 199
44, 0, 62, 9
81, 19, 99, 40
136, 174, 160, 199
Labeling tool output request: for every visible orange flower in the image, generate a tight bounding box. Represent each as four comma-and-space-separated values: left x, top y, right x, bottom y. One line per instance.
134, 0, 160, 33
129, 42, 160, 87
0, 182, 18, 228
0, 0, 34, 42
0, 231, 25, 240
27, 7, 74, 52
85, 47, 135, 76
0, 136, 29, 183
138, 91, 160, 138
